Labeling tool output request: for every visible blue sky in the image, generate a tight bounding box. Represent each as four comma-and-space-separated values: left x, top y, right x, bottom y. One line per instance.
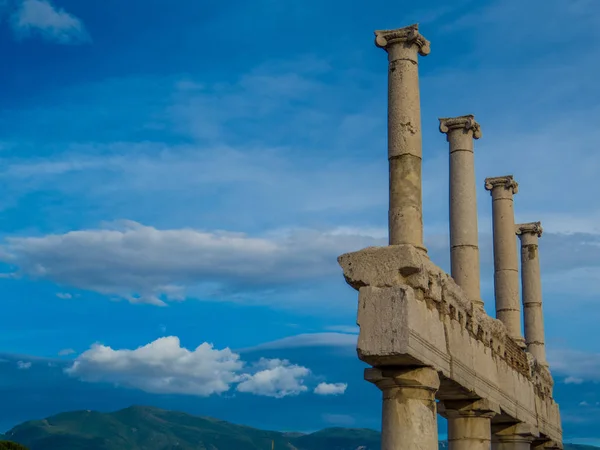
1, 0, 600, 445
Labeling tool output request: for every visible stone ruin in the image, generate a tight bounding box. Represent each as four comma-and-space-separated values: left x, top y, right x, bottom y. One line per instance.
337, 24, 563, 450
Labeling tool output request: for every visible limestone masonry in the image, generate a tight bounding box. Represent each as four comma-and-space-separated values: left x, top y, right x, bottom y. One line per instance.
338, 24, 563, 450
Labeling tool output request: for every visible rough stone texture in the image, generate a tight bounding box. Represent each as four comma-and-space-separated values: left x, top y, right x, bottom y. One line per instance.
516, 221, 548, 366
366, 367, 440, 450
492, 423, 538, 450
375, 24, 429, 250
338, 245, 562, 444
439, 115, 483, 308
441, 399, 498, 450
485, 176, 525, 346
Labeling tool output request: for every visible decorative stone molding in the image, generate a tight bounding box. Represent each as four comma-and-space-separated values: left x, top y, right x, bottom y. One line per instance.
516, 221, 543, 237
374, 24, 431, 55
439, 115, 482, 140
484, 175, 519, 194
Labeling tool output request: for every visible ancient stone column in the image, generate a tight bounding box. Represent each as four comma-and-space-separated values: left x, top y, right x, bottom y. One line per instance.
439, 115, 483, 308
375, 24, 430, 251
515, 221, 547, 366
492, 423, 538, 450
365, 366, 440, 450
485, 176, 524, 346
440, 399, 498, 450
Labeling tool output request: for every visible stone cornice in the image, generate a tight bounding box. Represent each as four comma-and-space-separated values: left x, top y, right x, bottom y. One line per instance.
439, 115, 482, 139
516, 222, 543, 238
484, 175, 519, 194
374, 24, 431, 56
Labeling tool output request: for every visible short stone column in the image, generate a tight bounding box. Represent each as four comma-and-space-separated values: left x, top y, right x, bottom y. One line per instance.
366, 366, 440, 450
440, 399, 498, 450
492, 423, 538, 450
375, 24, 430, 251
516, 221, 548, 366
485, 175, 524, 346
439, 115, 483, 308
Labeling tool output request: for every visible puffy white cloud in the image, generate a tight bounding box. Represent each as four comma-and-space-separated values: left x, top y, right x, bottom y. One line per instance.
314, 382, 347, 395
236, 358, 310, 398
65, 337, 333, 399
10, 0, 89, 44
17, 360, 32, 369
66, 337, 243, 396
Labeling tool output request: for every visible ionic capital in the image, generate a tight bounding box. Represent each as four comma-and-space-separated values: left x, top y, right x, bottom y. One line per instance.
516, 221, 543, 238
365, 366, 439, 392
374, 24, 431, 56
439, 398, 500, 419
484, 175, 519, 195
439, 114, 482, 140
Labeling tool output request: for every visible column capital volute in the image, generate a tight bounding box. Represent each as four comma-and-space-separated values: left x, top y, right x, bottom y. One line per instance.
364, 366, 440, 391
438, 114, 482, 140
516, 221, 543, 238
374, 24, 431, 56
439, 398, 500, 419
484, 175, 519, 195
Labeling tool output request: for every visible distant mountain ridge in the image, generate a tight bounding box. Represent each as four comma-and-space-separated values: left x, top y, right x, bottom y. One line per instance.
2, 406, 596, 450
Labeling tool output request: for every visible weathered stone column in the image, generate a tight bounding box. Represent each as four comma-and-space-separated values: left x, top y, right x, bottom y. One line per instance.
440, 399, 498, 450
375, 24, 430, 251
492, 423, 538, 450
439, 115, 483, 308
485, 175, 524, 346
366, 366, 439, 450
515, 221, 547, 366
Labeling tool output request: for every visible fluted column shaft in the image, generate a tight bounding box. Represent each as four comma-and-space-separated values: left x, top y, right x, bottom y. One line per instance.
516, 222, 547, 365
485, 176, 524, 346
440, 399, 498, 450
439, 115, 483, 308
375, 25, 430, 251
366, 367, 440, 450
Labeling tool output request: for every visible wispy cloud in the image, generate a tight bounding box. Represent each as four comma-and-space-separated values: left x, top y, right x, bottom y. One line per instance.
10, 0, 89, 44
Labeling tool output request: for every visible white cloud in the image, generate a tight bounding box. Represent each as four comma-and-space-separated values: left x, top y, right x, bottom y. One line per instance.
65, 336, 332, 398
58, 348, 75, 356
314, 382, 347, 395
580, 401, 589, 406
17, 360, 32, 369
10, 0, 89, 44
239, 332, 357, 353
56, 292, 72, 299
0, 221, 385, 305
66, 337, 243, 396
548, 348, 600, 383
236, 358, 310, 398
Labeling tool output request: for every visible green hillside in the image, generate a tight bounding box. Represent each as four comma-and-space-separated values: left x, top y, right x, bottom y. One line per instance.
2, 406, 596, 450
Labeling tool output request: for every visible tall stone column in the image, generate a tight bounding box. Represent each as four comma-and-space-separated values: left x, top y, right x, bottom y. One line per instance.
366, 366, 440, 450
515, 221, 547, 366
375, 24, 430, 251
484, 175, 524, 346
440, 399, 498, 450
492, 423, 538, 450
439, 115, 483, 308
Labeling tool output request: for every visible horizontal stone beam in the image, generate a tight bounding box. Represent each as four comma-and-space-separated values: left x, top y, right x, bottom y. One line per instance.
338, 245, 561, 444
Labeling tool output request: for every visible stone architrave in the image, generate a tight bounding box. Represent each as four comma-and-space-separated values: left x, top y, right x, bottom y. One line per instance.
441, 399, 498, 450
439, 115, 483, 308
516, 221, 548, 365
365, 366, 440, 450
485, 175, 525, 346
375, 24, 430, 251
